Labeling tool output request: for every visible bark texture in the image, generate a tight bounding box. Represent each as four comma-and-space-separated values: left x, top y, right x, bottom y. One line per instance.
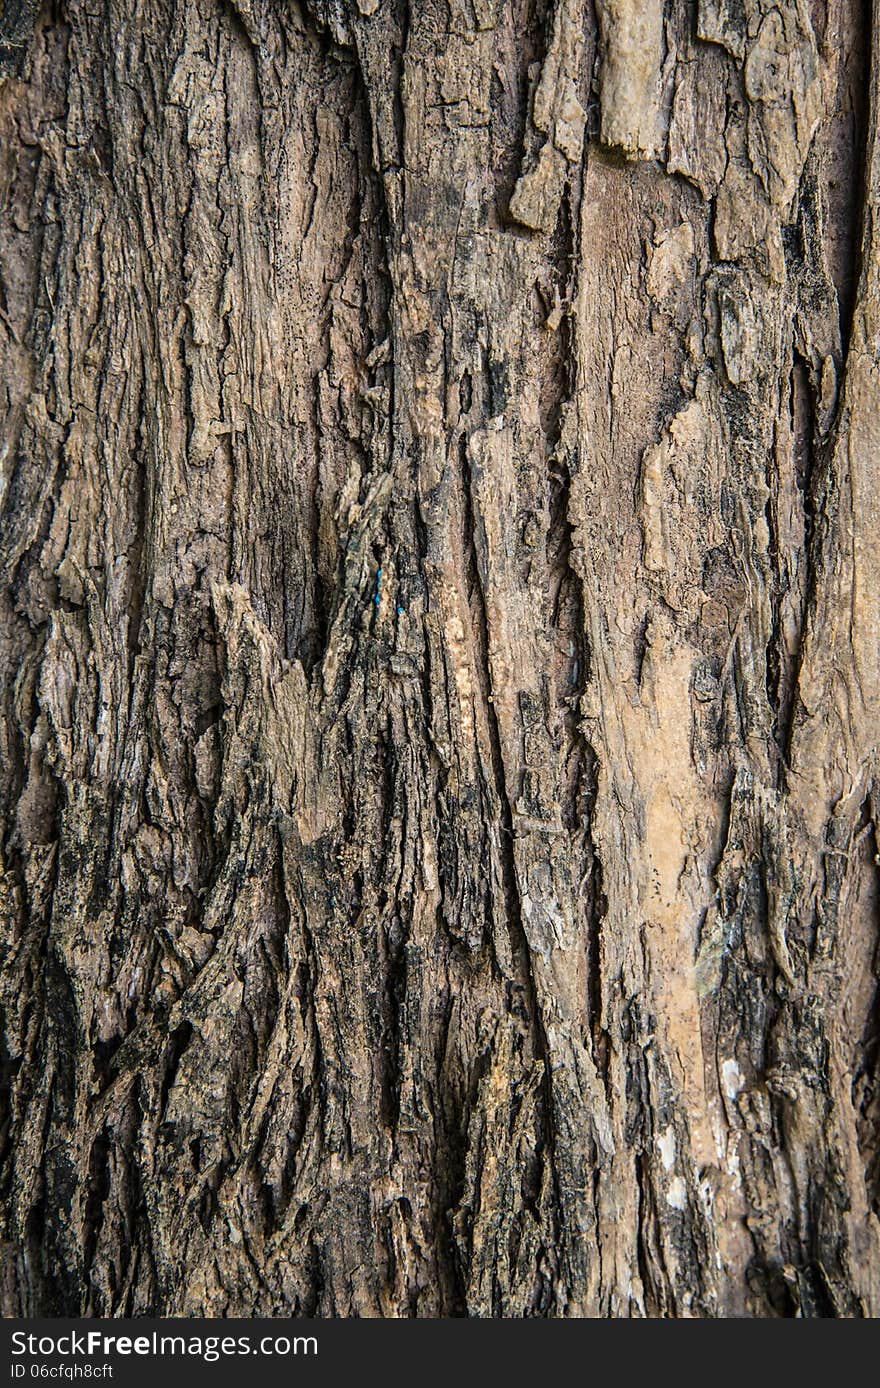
1, 0, 879, 1317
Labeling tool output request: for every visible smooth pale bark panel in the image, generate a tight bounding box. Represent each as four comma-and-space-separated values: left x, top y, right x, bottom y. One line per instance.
0, 0, 878, 1317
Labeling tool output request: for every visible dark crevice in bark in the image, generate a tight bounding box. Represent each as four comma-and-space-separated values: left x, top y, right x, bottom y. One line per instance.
633, 1149, 656, 1313
584, 814, 608, 1076
299, 22, 396, 686
377, 789, 405, 1131
791, 355, 817, 533
489, 0, 547, 223
541, 198, 607, 1087
557, 195, 613, 1104
0, 0, 40, 78
220, 0, 259, 52
432, 997, 470, 1317
823, 0, 871, 361
82, 1125, 111, 1296
852, 792, 880, 1221
855, 999, 880, 1218
769, 351, 815, 770
126, 385, 151, 679
391, 1, 409, 173
0, 1027, 16, 1198
157, 1020, 194, 1125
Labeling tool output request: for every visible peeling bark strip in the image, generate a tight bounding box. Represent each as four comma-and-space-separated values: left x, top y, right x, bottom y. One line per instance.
0, 0, 879, 1318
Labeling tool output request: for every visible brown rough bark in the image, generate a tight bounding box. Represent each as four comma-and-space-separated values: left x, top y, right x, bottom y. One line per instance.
1, 0, 879, 1317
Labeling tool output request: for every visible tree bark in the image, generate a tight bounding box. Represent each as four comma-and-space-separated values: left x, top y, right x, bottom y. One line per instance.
1, 0, 879, 1317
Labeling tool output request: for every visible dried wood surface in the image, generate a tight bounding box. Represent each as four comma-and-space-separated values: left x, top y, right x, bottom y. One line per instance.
1, 0, 879, 1316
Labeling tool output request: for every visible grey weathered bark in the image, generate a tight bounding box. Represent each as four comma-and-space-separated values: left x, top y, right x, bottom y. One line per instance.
0, 0, 879, 1317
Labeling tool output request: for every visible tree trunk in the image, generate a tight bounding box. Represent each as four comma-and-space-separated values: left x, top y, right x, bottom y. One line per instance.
1, 0, 879, 1318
